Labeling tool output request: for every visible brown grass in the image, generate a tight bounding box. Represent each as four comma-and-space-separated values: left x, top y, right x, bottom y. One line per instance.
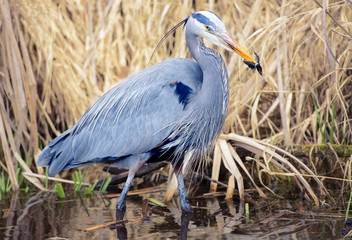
0, 0, 351, 199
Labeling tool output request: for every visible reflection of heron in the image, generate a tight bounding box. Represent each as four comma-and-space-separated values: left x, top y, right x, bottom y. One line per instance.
38, 11, 261, 212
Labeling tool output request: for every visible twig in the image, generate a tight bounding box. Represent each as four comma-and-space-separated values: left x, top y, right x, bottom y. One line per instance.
22, 172, 90, 186
322, 0, 342, 67
313, 0, 352, 39
105, 185, 167, 198
191, 170, 228, 188
276, 37, 290, 145
0, 103, 18, 190
259, 210, 288, 224
83, 219, 128, 231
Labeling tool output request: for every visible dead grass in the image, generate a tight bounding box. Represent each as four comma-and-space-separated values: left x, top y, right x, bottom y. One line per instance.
0, 0, 351, 200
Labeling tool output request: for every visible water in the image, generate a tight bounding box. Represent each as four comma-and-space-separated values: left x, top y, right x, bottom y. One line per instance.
0, 187, 349, 239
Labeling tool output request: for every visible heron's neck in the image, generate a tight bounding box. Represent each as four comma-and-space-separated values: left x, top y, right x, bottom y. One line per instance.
186, 32, 229, 110
186, 34, 216, 72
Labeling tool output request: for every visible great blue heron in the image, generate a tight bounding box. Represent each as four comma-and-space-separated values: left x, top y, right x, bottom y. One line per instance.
37, 11, 261, 212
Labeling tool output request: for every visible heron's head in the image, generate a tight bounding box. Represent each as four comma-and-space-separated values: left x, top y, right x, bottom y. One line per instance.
187, 11, 258, 66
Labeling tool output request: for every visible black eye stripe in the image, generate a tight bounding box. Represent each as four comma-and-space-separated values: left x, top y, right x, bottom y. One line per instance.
192, 13, 216, 29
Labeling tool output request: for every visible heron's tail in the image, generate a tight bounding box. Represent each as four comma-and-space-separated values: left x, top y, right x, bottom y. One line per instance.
37, 129, 74, 177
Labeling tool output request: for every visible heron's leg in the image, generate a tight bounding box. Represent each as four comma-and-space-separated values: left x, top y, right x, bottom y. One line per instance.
116, 171, 135, 211
115, 155, 148, 211
176, 172, 192, 212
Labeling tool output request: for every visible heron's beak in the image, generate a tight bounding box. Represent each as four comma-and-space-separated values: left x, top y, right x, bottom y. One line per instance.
219, 32, 257, 64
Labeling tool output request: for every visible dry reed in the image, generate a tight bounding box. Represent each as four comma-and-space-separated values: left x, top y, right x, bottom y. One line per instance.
0, 0, 351, 200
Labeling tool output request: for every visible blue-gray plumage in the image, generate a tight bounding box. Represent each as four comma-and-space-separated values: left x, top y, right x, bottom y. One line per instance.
37, 11, 261, 212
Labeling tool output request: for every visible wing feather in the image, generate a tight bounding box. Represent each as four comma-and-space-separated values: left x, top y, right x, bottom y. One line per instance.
37, 58, 202, 175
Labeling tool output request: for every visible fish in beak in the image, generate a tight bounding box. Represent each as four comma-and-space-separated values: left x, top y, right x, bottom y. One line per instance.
218, 32, 262, 75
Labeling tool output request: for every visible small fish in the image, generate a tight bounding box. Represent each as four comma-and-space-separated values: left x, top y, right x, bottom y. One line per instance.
243, 52, 262, 75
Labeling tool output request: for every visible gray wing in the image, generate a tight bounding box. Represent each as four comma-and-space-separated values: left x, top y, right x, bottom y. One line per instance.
37, 58, 202, 176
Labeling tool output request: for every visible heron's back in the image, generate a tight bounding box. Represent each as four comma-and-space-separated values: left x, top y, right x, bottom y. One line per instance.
37, 58, 204, 176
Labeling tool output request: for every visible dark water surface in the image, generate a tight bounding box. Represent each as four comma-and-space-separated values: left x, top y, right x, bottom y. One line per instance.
0, 188, 349, 239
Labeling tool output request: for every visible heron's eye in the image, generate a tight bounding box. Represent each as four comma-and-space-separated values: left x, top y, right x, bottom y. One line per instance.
205, 25, 210, 31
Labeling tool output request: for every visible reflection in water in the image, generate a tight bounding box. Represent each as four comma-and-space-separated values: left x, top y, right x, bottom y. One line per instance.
3, 191, 47, 240
0, 190, 348, 239
115, 209, 127, 240
114, 208, 191, 240
180, 212, 192, 240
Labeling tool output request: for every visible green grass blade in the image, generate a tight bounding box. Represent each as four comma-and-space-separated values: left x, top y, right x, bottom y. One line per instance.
91, 179, 99, 190
85, 185, 92, 195
16, 167, 24, 187
73, 168, 87, 193
45, 168, 49, 191
85, 179, 99, 195
0, 172, 5, 192
6, 176, 11, 192
146, 198, 167, 207
245, 202, 250, 223
99, 177, 111, 193
78, 168, 87, 192
345, 191, 352, 221
98, 166, 111, 193
72, 171, 78, 191
55, 183, 66, 199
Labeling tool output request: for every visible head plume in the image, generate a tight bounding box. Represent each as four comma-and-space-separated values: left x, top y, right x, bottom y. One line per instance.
148, 17, 189, 65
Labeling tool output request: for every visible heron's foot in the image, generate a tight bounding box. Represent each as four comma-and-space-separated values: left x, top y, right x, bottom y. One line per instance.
180, 211, 192, 239
116, 207, 126, 221
175, 172, 193, 213
116, 197, 127, 211
180, 198, 192, 213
